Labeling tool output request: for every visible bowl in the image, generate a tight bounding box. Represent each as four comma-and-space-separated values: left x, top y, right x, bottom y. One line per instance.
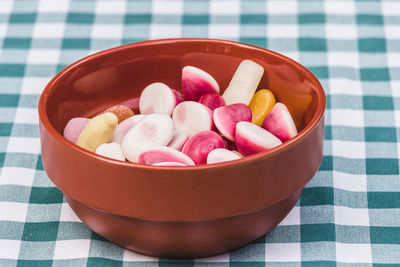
38, 38, 325, 259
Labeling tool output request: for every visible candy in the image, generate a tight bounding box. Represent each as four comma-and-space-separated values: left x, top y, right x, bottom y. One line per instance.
207, 148, 241, 164
232, 151, 244, 157
63, 117, 89, 143
198, 92, 226, 111
182, 130, 225, 165
181, 66, 220, 101
263, 103, 297, 142
139, 82, 178, 115
249, 89, 276, 126
152, 162, 187, 167
121, 113, 174, 163
222, 60, 264, 105
106, 105, 135, 123
95, 142, 125, 161
112, 114, 145, 144
213, 103, 252, 141
172, 101, 213, 137
138, 146, 195, 165
235, 121, 282, 156
168, 131, 188, 151
76, 112, 118, 152
63, 60, 301, 166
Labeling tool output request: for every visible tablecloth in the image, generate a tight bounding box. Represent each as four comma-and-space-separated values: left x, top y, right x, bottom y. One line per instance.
0, 0, 399, 266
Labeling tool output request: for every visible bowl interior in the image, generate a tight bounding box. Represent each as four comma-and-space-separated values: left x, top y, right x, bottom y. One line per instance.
44, 39, 320, 135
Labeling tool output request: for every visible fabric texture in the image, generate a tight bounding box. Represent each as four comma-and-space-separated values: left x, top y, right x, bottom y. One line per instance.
0, 0, 399, 265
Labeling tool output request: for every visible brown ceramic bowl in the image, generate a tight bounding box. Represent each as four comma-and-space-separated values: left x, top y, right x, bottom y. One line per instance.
38, 39, 325, 259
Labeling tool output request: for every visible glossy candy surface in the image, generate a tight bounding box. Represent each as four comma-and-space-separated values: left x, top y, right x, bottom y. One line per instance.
207, 148, 241, 164
222, 60, 264, 105
249, 89, 276, 126
95, 142, 125, 161
198, 92, 225, 111
139, 82, 177, 115
167, 131, 188, 151
122, 114, 174, 163
63, 118, 89, 143
263, 103, 298, 142
235, 121, 282, 156
112, 114, 145, 144
76, 112, 118, 152
213, 103, 252, 141
172, 101, 213, 138
182, 66, 219, 101
138, 146, 194, 165
182, 130, 225, 164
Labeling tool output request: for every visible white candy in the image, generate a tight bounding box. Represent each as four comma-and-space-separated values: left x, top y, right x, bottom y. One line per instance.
95, 142, 125, 161
139, 82, 177, 115
139, 146, 195, 166
167, 131, 188, 151
222, 60, 264, 105
172, 101, 213, 137
122, 114, 174, 163
207, 148, 241, 164
112, 114, 146, 144
235, 121, 282, 156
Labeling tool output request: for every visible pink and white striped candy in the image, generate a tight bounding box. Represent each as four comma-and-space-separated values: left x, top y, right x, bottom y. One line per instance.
172, 101, 213, 137
121, 114, 174, 163
182, 130, 225, 165
63, 117, 89, 143
139, 146, 195, 165
112, 114, 145, 144
213, 103, 252, 141
181, 66, 220, 101
235, 121, 282, 156
263, 103, 298, 142
139, 82, 178, 115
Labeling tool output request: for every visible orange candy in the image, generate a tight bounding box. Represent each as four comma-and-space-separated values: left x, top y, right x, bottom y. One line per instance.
106, 105, 135, 123
249, 89, 276, 126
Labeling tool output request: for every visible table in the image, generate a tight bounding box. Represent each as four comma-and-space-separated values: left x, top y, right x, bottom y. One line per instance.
1, 0, 399, 265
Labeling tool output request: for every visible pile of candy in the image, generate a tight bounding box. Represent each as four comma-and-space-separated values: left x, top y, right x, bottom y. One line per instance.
63, 59, 298, 166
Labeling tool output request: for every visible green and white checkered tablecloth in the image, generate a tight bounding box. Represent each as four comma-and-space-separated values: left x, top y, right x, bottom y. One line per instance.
1, 0, 399, 265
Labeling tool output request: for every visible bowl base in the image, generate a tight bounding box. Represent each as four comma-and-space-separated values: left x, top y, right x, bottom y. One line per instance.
65, 187, 303, 259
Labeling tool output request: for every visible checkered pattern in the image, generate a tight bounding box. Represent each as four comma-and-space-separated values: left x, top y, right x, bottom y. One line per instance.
0, 0, 399, 265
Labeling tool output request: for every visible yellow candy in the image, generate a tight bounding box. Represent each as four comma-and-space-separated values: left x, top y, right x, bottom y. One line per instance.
76, 112, 118, 152
249, 89, 276, 126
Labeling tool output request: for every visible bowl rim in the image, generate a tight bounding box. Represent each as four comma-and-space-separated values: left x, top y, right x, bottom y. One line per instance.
38, 38, 326, 170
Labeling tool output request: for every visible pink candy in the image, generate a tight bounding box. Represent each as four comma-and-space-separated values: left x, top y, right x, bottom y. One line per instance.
182, 130, 225, 165
63, 61, 299, 166
63, 118, 89, 143
235, 121, 282, 156
138, 146, 195, 166
182, 66, 220, 101
263, 103, 298, 142
198, 92, 225, 111
213, 103, 252, 141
